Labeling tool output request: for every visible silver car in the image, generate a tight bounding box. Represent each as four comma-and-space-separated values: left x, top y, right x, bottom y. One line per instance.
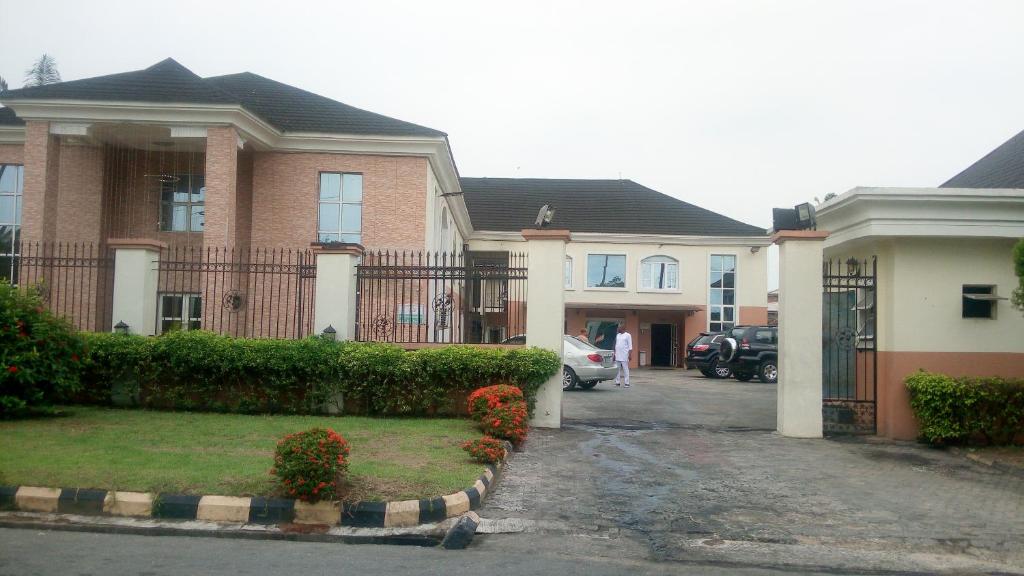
501, 334, 617, 390
562, 335, 616, 390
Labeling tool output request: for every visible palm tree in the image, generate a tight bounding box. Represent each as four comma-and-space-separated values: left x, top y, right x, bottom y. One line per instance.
24, 54, 61, 87
0, 76, 7, 92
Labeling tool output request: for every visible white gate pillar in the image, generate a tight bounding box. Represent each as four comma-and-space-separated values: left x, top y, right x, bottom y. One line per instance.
312, 243, 363, 341
773, 230, 829, 438
522, 228, 570, 429
109, 239, 165, 336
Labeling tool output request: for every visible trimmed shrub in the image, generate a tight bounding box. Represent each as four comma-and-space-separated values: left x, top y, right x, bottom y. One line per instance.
906, 371, 1024, 445
271, 428, 351, 502
467, 384, 525, 421
462, 436, 507, 464
0, 280, 85, 417
75, 332, 560, 417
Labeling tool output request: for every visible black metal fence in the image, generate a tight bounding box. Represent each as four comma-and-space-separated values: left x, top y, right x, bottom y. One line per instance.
7, 241, 115, 333
355, 250, 528, 344
156, 246, 316, 339
822, 256, 877, 435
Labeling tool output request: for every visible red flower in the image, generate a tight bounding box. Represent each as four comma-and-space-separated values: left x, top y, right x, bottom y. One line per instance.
70, 354, 79, 362
7, 366, 16, 374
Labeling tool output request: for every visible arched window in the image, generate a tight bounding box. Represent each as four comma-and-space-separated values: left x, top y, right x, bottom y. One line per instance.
640, 256, 678, 290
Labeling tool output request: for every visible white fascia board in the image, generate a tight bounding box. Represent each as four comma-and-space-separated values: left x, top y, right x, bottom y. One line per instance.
0, 100, 466, 207
0, 126, 25, 144
818, 186, 1024, 247
468, 230, 771, 246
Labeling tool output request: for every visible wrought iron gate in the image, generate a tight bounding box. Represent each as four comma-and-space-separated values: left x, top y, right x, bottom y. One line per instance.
822, 256, 877, 434
355, 250, 528, 344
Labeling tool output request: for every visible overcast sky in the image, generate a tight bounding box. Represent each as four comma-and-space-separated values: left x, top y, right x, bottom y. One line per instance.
3, 0, 1024, 288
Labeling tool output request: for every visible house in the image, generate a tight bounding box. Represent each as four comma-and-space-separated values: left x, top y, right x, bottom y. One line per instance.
462, 178, 770, 367
0, 58, 769, 359
815, 129, 1024, 439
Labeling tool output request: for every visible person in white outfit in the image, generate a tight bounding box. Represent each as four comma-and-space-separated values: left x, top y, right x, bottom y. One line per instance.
613, 324, 633, 387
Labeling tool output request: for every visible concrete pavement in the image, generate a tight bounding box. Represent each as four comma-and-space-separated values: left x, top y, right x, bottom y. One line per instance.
478, 369, 1024, 574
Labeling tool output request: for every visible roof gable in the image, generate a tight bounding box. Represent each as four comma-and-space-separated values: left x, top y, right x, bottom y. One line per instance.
941, 128, 1024, 189
461, 177, 766, 237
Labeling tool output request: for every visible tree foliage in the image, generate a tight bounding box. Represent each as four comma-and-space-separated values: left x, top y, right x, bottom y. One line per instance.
24, 54, 61, 87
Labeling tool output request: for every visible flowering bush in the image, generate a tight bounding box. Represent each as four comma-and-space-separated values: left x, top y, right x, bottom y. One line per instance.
271, 428, 350, 502
0, 280, 85, 417
467, 384, 525, 421
462, 436, 507, 464
480, 400, 529, 445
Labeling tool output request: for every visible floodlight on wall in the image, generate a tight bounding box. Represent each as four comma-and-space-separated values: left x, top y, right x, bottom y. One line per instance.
795, 202, 816, 229
772, 202, 817, 231
534, 204, 555, 229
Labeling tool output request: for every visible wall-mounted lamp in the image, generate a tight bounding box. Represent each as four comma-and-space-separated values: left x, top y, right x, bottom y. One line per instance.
750, 246, 761, 254
114, 321, 129, 335
322, 325, 337, 341
845, 258, 860, 276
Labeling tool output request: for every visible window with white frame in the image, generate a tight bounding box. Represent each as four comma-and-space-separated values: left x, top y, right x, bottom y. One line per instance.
587, 254, 626, 288
640, 255, 678, 290
159, 174, 205, 232
318, 172, 362, 243
0, 164, 23, 283
564, 256, 573, 288
709, 254, 736, 332
158, 293, 202, 333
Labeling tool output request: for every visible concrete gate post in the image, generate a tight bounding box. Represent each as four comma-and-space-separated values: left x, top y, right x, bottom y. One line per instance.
772, 230, 830, 438
522, 228, 570, 429
312, 243, 364, 341
109, 239, 165, 336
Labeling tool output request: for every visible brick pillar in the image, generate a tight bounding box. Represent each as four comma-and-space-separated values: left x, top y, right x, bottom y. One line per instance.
21, 121, 61, 243
522, 228, 571, 429
203, 126, 239, 249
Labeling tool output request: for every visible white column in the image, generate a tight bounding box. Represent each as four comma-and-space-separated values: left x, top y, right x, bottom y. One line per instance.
109, 240, 164, 336
312, 244, 362, 340
773, 231, 829, 438
522, 229, 570, 429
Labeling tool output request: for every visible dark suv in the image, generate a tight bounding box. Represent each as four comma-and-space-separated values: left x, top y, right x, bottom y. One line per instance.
685, 332, 732, 378
718, 325, 778, 383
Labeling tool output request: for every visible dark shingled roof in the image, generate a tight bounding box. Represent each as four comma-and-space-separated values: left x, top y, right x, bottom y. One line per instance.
205, 72, 444, 137
942, 128, 1024, 189
461, 177, 767, 237
0, 58, 444, 138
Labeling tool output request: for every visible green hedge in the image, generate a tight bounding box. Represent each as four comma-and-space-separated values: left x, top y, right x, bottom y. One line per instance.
0, 280, 86, 417
905, 371, 1024, 446
75, 330, 561, 416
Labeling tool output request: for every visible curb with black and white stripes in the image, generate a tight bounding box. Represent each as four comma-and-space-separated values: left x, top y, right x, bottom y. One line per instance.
0, 462, 501, 529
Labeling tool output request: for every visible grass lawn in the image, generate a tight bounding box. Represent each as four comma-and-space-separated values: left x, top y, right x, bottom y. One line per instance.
0, 407, 486, 502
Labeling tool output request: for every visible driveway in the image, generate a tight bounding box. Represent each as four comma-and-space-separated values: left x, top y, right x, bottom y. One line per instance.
475, 369, 1024, 574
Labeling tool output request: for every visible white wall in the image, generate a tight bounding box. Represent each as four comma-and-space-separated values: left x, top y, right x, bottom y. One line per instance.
468, 237, 769, 312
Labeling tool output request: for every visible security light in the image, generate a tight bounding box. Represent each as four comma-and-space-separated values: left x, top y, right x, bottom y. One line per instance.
534, 204, 555, 229
795, 202, 816, 229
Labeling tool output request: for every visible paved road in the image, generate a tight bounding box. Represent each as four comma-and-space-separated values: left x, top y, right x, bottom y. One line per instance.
1, 370, 1021, 575
479, 369, 1024, 574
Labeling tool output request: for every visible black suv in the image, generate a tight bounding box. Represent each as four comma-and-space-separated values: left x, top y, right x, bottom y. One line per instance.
718, 325, 778, 383
685, 332, 732, 378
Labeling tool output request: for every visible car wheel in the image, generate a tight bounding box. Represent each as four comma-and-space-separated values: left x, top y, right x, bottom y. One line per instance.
758, 360, 778, 384
577, 380, 598, 390
734, 371, 754, 382
562, 366, 578, 391
711, 358, 733, 379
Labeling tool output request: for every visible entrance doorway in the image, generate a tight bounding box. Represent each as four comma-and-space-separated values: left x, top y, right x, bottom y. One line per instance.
650, 323, 674, 367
